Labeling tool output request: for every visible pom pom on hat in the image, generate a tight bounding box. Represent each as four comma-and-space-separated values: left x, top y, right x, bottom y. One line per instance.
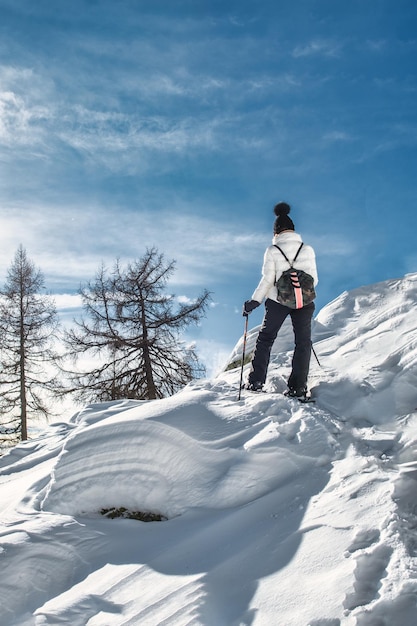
273, 201, 295, 234
274, 202, 291, 217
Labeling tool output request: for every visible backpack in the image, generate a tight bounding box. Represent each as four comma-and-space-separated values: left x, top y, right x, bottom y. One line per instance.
274, 243, 316, 309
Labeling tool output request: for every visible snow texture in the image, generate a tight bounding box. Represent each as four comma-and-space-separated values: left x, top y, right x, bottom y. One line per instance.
1, 274, 417, 625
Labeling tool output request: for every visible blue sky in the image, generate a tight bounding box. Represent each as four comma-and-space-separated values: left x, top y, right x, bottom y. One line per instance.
1, 0, 417, 374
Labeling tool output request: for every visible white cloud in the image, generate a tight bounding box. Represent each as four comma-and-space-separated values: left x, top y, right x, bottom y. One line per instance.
365, 39, 387, 53
53, 293, 83, 309
0, 65, 54, 147
323, 131, 355, 142
292, 39, 343, 58
176, 295, 194, 305
0, 53, 305, 175
0, 89, 50, 147
0, 203, 266, 292
0, 62, 226, 170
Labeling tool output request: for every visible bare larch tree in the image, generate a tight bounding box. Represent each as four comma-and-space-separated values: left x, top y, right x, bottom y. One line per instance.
64, 248, 211, 402
0, 245, 60, 446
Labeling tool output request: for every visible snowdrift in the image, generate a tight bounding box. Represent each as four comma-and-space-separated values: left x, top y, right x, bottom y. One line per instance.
1, 274, 417, 625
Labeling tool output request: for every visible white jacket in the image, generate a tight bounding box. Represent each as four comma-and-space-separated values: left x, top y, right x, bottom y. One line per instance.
251, 231, 318, 304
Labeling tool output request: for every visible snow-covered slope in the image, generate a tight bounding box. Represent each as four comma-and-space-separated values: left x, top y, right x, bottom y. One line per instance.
1, 274, 417, 625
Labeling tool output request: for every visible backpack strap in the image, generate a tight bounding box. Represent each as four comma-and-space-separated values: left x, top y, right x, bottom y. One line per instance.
292, 242, 304, 263
274, 243, 304, 268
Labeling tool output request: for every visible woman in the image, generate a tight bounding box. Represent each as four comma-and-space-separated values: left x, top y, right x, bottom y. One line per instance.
243, 202, 318, 398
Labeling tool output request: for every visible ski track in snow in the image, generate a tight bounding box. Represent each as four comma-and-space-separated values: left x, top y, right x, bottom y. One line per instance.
1, 274, 417, 624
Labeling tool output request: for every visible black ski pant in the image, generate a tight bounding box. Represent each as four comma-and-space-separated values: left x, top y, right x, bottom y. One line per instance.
248, 298, 315, 390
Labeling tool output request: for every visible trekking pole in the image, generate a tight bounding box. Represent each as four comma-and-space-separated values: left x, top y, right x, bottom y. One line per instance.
237, 315, 249, 400
311, 342, 322, 368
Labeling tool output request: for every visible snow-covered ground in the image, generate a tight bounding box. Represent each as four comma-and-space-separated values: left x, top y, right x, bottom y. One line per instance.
1, 274, 417, 625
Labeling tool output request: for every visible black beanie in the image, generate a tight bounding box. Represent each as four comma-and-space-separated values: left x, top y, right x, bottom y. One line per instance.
273, 202, 294, 234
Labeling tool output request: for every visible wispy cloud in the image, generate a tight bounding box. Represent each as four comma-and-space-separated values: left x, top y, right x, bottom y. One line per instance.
323, 131, 355, 143
2, 58, 302, 177
0, 67, 52, 147
0, 203, 266, 292
365, 39, 388, 53
53, 293, 83, 309
292, 39, 343, 58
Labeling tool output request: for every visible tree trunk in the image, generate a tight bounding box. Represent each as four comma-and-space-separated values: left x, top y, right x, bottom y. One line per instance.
19, 294, 28, 440
20, 348, 28, 440
140, 300, 157, 399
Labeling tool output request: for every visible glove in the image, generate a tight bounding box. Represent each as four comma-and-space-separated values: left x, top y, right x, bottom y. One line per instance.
243, 300, 260, 316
